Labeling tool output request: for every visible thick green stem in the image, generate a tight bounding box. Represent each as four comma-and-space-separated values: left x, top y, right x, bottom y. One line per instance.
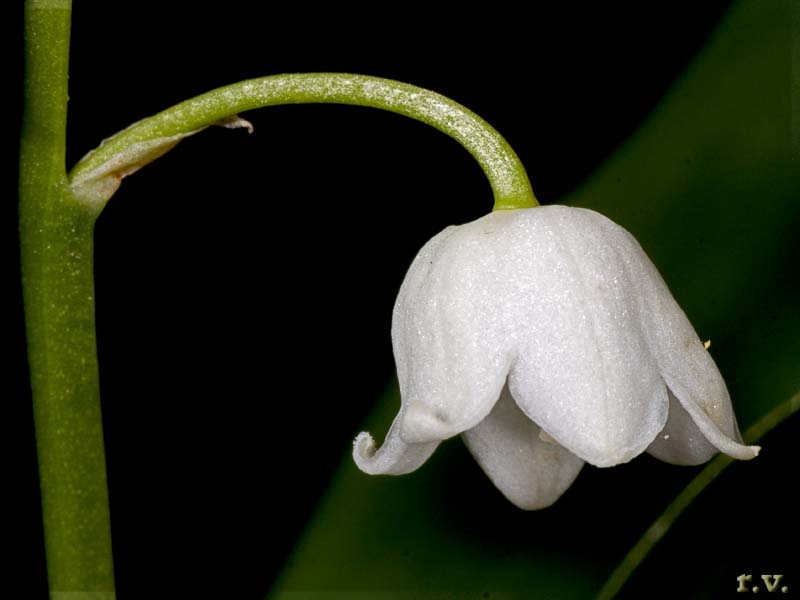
68, 73, 538, 212
21, 1, 115, 597
24, 13, 533, 597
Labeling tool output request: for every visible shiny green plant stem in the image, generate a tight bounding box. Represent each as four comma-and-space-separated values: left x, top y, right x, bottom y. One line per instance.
24, 7, 535, 597
596, 390, 800, 600
20, 1, 116, 599
68, 73, 538, 212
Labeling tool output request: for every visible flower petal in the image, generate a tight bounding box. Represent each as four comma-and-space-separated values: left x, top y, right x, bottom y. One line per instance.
462, 385, 584, 510
626, 232, 760, 460
646, 388, 719, 465
503, 207, 669, 466
662, 372, 758, 460
391, 217, 517, 443
353, 415, 440, 475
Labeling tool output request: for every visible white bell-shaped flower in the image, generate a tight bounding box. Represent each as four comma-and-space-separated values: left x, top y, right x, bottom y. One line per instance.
353, 205, 759, 510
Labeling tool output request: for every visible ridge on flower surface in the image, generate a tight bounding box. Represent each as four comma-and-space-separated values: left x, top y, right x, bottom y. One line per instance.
353, 205, 758, 510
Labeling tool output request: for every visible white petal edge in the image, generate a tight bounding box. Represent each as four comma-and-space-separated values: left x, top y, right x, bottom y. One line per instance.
392, 213, 517, 443
663, 374, 759, 460
353, 415, 440, 475
646, 388, 720, 465
612, 220, 759, 462
462, 385, 584, 510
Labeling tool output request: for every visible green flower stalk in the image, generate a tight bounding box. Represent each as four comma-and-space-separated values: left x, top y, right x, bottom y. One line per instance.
67, 73, 537, 212
21, 3, 534, 597
20, 2, 796, 599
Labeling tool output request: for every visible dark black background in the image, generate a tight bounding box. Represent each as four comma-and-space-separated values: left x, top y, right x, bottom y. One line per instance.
12, 2, 785, 599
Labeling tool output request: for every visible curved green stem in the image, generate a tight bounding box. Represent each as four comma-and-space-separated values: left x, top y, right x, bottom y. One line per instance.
595, 390, 800, 600
21, 0, 116, 598
68, 73, 538, 212
25, 19, 534, 598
